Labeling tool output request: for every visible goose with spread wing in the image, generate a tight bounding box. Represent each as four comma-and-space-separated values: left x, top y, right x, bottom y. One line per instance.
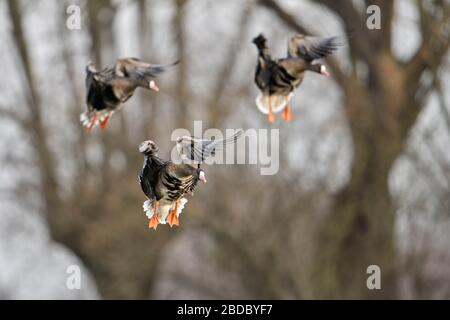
82, 57, 178, 132
253, 33, 340, 123
139, 129, 243, 230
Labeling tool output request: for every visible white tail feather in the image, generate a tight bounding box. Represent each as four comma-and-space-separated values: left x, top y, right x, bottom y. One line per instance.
177, 198, 188, 217
80, 110, 112, 128
143, 199, 153, 219
80, 111, 94, 127
255, 93, 293, 115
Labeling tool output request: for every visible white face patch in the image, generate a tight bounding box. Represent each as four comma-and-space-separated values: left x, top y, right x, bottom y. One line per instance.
139, 143, 148, 153
139, 141, 152, 153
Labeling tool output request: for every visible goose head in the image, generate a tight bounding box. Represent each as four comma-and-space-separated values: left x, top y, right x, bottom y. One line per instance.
252, 34, 267, 49
139, 140, 159, 154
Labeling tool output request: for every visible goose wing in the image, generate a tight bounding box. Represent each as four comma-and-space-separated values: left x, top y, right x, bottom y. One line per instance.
176, 129, 244, 164
139, 155, 167, 200
288, 35, 340, 62
114, 57, 179, 80
85, 61, 98, 89
139, 164, 156, 201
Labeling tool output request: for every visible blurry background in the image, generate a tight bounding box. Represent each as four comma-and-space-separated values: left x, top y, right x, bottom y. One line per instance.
0, 0, 450, 299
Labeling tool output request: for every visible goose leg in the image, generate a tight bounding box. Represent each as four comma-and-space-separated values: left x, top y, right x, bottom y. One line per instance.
99, 113, 111, 129
282, 96, 293, 122
268, 96, 275, 123
167, 200, 180, 227
86, 112, 98, 133
148, 201, 160, 230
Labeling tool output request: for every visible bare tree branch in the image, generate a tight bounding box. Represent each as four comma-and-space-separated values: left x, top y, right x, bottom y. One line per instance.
0, 108, 29, 129
207, 2, 253, 128
407, 3, 450, 80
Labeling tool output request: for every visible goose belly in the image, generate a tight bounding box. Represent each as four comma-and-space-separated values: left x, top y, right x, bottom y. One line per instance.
89, 86, 120, 111
156, 199, 174, 223
154, 197, 188, 224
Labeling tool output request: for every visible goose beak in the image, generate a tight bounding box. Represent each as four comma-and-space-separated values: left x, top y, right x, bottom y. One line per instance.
199, 171, 207, 183
320, 65, 331, 77
149, 80, 160, 92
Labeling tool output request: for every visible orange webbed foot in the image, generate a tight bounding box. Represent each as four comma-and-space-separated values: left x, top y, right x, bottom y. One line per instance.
99, 114, 110, 129
267, 96, 275, 123
282, 106, 293, 122
167, 212, 179, 227
85, 113, 98, 133
148, 201, 159, 230
167, 201, 180, 227
148, 214, 159, 230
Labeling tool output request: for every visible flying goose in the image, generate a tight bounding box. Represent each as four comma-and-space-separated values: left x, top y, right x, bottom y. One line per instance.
81, 57, 178, 132
139, 129, 243, 230
252, 33, 339, 123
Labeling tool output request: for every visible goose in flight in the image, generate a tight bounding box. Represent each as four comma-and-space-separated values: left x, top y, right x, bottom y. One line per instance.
138, 129, 243, 229
253, 33, 340, 123
82, 57, 178, 132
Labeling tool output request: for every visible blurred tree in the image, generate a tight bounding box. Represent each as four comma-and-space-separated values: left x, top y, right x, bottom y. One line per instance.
2, 0, 450, 300
259, 0, 450, 298
4, 0, 179, 299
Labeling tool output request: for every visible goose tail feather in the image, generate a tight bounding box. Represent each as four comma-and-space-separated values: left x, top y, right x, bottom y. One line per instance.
255, 93, 293, 115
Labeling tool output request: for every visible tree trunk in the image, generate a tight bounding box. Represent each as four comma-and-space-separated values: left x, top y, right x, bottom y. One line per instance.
7, 0, 61, 222
314, 147, 398, 298
313, 69, 407, 298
